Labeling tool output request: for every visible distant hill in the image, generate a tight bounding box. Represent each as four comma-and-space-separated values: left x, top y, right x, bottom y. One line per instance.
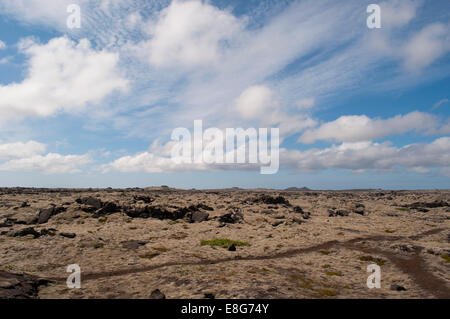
284, 187, 311, 191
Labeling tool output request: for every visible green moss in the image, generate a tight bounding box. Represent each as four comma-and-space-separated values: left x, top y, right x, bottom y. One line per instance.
316, 288, 339, 297
325, 271, 343, 277
139, 252, 160, 259
200, 238, 250, 248
358, 255, 386, 266
441, 254, 450, 263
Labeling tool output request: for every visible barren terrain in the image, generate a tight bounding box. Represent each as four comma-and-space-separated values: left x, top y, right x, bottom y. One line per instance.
0, 187, 449, 299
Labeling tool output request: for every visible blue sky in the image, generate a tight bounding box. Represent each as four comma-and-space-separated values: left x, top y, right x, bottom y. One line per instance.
0, 0, 449, 189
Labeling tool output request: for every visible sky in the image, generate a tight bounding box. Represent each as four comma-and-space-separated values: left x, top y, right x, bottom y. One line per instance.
0, 0, 449, 189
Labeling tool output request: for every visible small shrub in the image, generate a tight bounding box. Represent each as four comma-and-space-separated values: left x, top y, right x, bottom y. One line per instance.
358, 255, 386, 266
441, 254, 450, 263
200, 238, 250, 248
139, 252, 160, 259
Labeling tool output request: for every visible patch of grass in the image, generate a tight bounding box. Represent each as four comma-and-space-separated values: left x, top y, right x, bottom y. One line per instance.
358, 255, 386, 266
289, 274, 314, 290
321, 264, 331, 269
441, 254, 450, 263
316, 288, 339, 297
138, 252, 160, 259
200, 238, 250, 249
325, 271, 343, 277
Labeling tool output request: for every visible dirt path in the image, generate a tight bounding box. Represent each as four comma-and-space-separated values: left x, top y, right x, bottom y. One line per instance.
47, 227, 450, 298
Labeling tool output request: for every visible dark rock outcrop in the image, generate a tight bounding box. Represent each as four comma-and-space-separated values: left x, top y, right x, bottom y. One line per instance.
0, 271, 52, 299
149, 289, 166, 299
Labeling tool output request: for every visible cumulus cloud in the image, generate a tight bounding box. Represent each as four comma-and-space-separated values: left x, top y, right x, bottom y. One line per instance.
0, 140, 91, 174
0, 0, 89, 28
102, 137, 450, 175
282, 137, 450, 173
299, 111, 437, 144
145, 0, 244, 67
0, 153, 91, 174
0, 141, 46, 159
402, 23, 450, 72
234, 85, 316, 137
234, 85, 275, 119
0, 37, 128, 120
296, 98, 315, 110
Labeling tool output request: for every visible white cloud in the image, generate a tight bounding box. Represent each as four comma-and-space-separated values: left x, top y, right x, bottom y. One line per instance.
0, 40, 6, 49
432, 98, 448, 110
103, 151, 205, 173
402, 23, 450, 72
282, 137, 450, 173
296, 98, 315, 110
0, 0, 89, 28
0, 141, 46, 159
234, 85, 275, 119
145, 0, 244, 67
299, 111, 437, 144
103, 136, 450, 175
0, 37, 128, 120
0, 153, 91, 174
234, 85, 316, 137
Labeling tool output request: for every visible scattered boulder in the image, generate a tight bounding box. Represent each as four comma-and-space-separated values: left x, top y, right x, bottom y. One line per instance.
93, 201, 121, 217
272, 221, 283, 227
121, 240, 147, 250
37, 207, 54, 224
37, 206, 66, 224
0, 271, 52, 299
402, 201, 449, 212
59, 232, 76, 239
293, 206, 310, 219
9, 227, 41, 238
76, 197, 102, 209
390, 284, 406, 291
188, 211, 209, 223
40, 228, 57, 236
250, 195, 291, 206
353, 203, 366, 215
133, 195, 153, 203
218, 212, 244, 224
20, 201, 30, 208
228, 244, 236, 251
329, 209, 350, 217
149, 289, 166, 299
